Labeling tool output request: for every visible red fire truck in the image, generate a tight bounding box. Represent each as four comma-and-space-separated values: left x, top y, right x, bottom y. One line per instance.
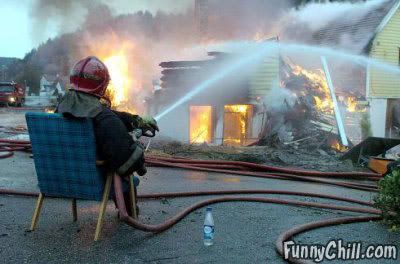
0, 82, 25, 107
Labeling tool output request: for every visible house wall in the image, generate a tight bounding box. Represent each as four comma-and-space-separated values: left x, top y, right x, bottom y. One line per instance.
368, 7, 400, 98
367, 5, 400, 137
248, 52, 280, 99
369, 98, 388, 137
157, 104, 190, 142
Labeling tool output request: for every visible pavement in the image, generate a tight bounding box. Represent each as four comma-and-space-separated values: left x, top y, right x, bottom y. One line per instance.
1, 151, 399, 264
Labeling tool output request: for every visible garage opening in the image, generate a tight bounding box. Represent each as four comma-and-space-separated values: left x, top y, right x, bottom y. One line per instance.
223, 105, 253, 146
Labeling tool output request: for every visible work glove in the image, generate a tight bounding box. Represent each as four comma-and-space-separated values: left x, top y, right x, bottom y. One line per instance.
112, 111, 137, 132
139, 116, 159, 136
132, 142, 147, 176
117, 142, 147, 176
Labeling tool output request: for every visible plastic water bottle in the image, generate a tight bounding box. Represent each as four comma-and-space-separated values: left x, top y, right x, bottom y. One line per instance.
203, 207, 214, 246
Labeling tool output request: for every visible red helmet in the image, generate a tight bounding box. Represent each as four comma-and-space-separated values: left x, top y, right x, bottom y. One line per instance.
70, 56, 110, 98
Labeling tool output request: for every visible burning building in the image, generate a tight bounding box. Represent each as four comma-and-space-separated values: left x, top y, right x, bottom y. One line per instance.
152, 43, 352, 149
152, 0, 400, 148
152, 42, 343, 150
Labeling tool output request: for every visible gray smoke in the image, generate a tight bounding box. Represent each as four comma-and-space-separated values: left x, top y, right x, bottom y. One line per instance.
30, 0, 193, 47
30, 0, 92, 46
280, 0, 387, 50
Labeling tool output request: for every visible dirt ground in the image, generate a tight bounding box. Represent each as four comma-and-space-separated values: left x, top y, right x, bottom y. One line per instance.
147, 139, 358, 172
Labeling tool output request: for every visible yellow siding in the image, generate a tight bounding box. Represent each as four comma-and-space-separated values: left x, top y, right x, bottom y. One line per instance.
369, 8, 400, 98
249, 53, 280, 98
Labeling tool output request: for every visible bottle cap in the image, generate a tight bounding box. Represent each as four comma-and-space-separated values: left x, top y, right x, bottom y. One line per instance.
206, 207, 212, 211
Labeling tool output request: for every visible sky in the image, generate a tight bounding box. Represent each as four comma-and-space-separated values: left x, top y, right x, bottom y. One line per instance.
0, 0, 33, 58
0, 0, 192, 59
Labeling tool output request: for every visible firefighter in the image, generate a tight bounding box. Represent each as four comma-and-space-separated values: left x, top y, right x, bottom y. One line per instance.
57, 56, 158, 215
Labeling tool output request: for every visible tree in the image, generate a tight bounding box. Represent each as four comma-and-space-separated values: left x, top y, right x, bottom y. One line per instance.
18, 63, 43, 95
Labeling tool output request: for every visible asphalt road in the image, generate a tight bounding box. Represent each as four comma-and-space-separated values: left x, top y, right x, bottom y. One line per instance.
0, 152, 399, 263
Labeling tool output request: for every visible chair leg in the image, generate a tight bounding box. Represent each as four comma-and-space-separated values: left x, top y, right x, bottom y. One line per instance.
129, 175, 138, 219
94, 173, 112, 241
30, 193, 44, 231
72, 198, 77, 222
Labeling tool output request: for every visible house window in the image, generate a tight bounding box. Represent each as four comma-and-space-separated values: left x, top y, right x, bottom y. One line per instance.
189, 105, 213, 144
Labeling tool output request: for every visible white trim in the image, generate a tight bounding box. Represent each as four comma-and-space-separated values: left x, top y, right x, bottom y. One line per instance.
375, 0, 400, 34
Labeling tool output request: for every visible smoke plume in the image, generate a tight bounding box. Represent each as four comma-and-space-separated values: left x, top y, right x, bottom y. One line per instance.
280, 0, 388, 49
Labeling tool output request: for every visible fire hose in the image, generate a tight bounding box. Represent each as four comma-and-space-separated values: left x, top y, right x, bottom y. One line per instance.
145, 157, 379, 192
0, 139, 31, 159
0, 139, 385, 263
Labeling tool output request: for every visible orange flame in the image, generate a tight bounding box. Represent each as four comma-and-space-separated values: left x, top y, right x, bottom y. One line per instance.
347, 97, 357, 112
224, 105, 250, 145
84, 35, 140, 113
225, 105, 249, 136
291, 65, 334, 114
331, 141, 348, 152
190, 106, 212, 144
291, 65, 366, 115
104, 53, 131, 107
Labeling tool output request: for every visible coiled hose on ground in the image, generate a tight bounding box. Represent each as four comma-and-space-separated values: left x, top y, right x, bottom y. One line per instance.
0, 139, 31, 159
0, 139, 384, 263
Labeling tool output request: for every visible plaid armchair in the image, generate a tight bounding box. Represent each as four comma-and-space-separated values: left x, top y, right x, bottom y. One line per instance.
26, 112, 138, 241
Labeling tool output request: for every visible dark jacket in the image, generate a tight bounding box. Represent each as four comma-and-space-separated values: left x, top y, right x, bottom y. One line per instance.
94, 108, 144, 176
57, 90, 144, 176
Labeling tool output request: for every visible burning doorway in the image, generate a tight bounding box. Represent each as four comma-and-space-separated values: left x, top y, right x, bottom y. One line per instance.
190, 105, 213, 144
223, 105, 253, 146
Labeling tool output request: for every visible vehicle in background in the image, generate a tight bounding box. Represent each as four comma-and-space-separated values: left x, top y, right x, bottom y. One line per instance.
0, 82, 25, 107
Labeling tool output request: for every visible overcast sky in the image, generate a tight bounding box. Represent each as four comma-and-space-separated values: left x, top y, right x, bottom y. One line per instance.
0, 0, 32, 58
0, 0, 192, 58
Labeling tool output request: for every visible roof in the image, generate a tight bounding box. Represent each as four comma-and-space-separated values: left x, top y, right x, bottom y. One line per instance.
41, 74, 67, 89
42, 74, 58, 83
312, 0, 400, 53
